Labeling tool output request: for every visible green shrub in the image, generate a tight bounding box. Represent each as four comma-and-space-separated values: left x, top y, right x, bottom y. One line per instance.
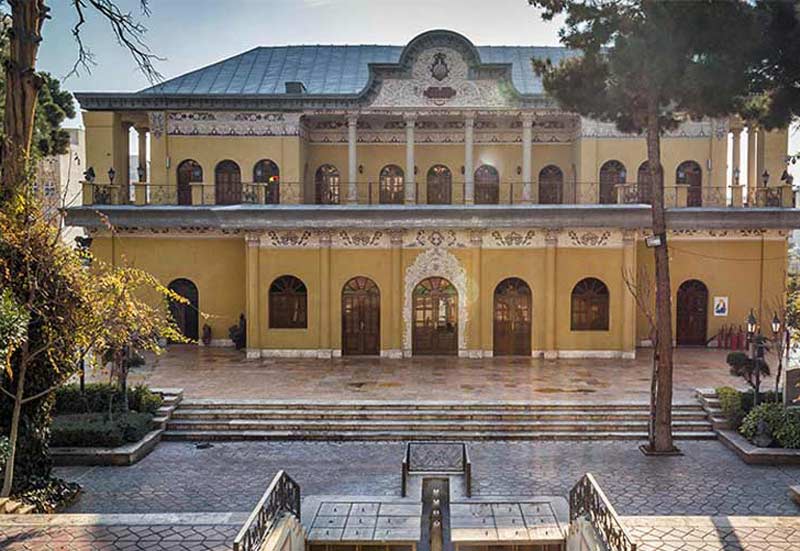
0, 435, 11, 472
716, 386, 745, 428
55, 383, 162, 415
50, 412, 152, 448
775, 409, 800, 449
740, 389, 780, 412
740, 402, 800, 449
127, 384, 162, 414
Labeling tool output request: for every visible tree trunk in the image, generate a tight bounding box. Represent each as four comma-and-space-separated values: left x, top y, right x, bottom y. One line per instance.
645, 105, 676, 453
1, 0, 47, 203
1, 347, 28, 497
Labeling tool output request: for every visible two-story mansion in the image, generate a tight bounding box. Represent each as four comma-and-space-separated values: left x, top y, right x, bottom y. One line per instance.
68, 30, 797, 360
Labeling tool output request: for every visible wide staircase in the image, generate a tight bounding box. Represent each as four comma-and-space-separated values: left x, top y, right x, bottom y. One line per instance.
163, 400, 715, 441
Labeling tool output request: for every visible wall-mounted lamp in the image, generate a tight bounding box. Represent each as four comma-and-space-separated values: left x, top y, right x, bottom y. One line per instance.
358, 164, 364, 175
414, 166, 418, 175
84, 167, 96, 183
516, 166, 522, 176
761, 170, 770, 186
108, 167, 116, 184
137, 165, 146, 182
460, 166, 465, 175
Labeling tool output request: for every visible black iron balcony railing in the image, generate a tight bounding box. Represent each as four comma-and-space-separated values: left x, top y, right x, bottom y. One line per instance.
80, 180, 796, 208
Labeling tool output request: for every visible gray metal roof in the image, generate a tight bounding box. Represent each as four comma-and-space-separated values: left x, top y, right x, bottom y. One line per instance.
138, 45, 573, 97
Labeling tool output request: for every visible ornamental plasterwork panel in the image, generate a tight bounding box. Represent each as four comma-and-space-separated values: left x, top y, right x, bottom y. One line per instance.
484, 230, 542, 249
368, 48, 518, 110
333, 230, 389, 248
405, 229, 468, 249
148, 111, 166, 139
403, 248, 469, 352
579, 117, 727, 139
262, 230, 313, 248
560, 230, 622, 248
166, 111, 302, 137
665, 228, 788, 241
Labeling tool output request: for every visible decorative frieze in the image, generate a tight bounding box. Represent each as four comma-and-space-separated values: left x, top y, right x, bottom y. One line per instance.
404, 229, 467, 249
166, 111, 302, 137
264, 230, 313, 248
486, 230, 539, 248
334, 230, 388, 248
579, 117, 726, 139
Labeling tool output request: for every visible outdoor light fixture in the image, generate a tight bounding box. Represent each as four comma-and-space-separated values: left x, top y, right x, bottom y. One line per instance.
771, 313, 781, 335
137, 165, 145, 182
645, 233, 664, 248
733, 167, 741, 184
516, 166, 522, 176
358, 164, 364, 174
108, 167, 116, 184
761, 170, 770, 186
84, 166, 96, 183
746, 310, 757, 337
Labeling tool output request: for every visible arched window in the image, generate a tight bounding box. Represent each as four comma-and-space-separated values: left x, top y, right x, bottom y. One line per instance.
177, 160, 202, 206
269, 276, 308, 329
475, 164, 499, 205
254, 159, 280, 204
599, 160, 626, 204
538, 165, 563, 204
215, 160, 241, 205
571, 277, 609, 331
315, 164, 340, 205
676, 160, 702, 207
636, 161, 654, 205
379, 165, 404, 205
427, 165, 452, 205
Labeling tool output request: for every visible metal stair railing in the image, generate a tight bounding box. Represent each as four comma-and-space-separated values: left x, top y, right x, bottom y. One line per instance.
569, 473, 637, 551
233, 470, 301, 551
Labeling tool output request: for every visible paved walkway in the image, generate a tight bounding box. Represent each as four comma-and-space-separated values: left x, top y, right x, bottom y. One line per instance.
120, 346, 765, 403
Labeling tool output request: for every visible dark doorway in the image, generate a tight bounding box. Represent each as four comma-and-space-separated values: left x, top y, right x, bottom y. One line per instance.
254, 159, 280, 204
168, 278, 199, 341
427, 165, 452, 205
177, 160, 202, 206
677, 279, 708, 346
493, 277, 532, 356
342, 277, 380, 356
538, 165, 563, 204
413, 277, 458, 356
677, 161, 703, 207
215, 160, 242, 205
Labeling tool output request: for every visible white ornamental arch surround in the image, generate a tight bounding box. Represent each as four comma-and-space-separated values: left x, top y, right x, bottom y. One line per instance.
403, 248, 469, 355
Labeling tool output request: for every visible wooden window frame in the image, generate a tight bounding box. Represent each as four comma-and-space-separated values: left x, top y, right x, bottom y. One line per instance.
570, 277, 610, 331
269, 275, 308, 329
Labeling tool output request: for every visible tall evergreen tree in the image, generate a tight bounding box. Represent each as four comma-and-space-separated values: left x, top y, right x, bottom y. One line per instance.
529, 0, 759, 452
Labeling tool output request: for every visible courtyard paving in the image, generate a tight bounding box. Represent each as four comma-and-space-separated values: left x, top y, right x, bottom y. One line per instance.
121, 345, 767, 403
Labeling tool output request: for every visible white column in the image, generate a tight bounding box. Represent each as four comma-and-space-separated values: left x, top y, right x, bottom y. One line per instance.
347, 113, 358, 204
464, 112, 475, 205
747, 124, 758, 196
521, 113, 534, 203
731, 126, 741, 186
404, 113, 416, 204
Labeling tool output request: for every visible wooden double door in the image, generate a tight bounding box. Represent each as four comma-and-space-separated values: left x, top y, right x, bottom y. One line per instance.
413, 277, 458, 356
676, 279, 708, 346
493, 278, 532, 356
342, 277, 380, 356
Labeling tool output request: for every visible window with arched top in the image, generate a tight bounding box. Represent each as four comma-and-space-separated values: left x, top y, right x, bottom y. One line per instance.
676, 160, 702, 207
636, 161, 654, 205
254, 159, 280, 204
215, 160, 241, 205
427, 165, 452, 205
315, 164, 340, 205
269, 275, 308, 329
177, 160, 202, 206
571, 277, 610, 331
538, 165, 563, 204
599, 160, 626, 204
475, 164, 499, 205
379, 164, 404, 204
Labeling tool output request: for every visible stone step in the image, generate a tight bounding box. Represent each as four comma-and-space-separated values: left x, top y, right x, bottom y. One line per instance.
170, 407, 709, 422
162, 429, 718, 442
166, 418, 712, 433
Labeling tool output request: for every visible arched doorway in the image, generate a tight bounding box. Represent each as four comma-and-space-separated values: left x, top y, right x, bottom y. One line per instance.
254, 159, 280, 204
413, 277, 458, 355
315, 164, 340, 204
475, 164, 499, 204
168, 278, 199, 341
677, 161, 702, 207
538, 165, 563, 204
341, 277, 380, 355
215, 160, 241, 205
636, 161, 654, 205
677, 279, 709, 346
493, 277, 532, 356
379, 164, 404, 204
427, 165, 452, 205
177, 160, 202, 206
599, 160, 626, 204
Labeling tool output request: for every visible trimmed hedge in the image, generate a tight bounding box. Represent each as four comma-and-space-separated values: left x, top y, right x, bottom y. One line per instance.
740, 402, 800, 449
51, 412, 152, 448
55, 383, 162, 415
715, 386, 780, 430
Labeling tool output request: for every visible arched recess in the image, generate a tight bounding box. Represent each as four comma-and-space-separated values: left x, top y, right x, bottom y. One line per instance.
571, 277, 610, 331
403, 248, 468, 355
168, 278, 199, 341
341, 277, 380, 356
177, 160, 202, 206
379, 164, 404, 205
676, 160, 703, 207
427, 165, 452, 205
676, 279, 709, 346
215, 160, 242, 205
538, 165, 563, 204
254, 159, 280, 204
475, 164, 499, 204
493, 277, 532, 356
599, 160, 626, 204
269, 275, 308, 329
315, 164, 340, 205
636, 161, 654, 205
412, 277, 458, 356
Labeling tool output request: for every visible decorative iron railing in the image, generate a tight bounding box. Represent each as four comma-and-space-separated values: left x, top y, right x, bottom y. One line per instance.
232, 470, 301, 551
569, 473, 636, 551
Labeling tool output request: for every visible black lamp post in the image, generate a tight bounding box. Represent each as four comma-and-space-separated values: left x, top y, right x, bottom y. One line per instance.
771, 313, 783, 401
74, 235, 94, 393
746, 310, 764, 406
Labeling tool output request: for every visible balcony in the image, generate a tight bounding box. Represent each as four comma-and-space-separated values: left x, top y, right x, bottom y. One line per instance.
80, 180, 797, 209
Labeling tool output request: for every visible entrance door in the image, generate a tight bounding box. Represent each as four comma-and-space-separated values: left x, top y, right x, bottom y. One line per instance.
677, 279, 708, 346
342, 277, 380, 355
168, 278, 199, 341
427, 165, 452, 205
493, 277, 532, 356
413, 277, 458, 356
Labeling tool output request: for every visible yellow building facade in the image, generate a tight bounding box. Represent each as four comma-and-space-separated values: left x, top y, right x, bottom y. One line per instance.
70, 30, 797, 360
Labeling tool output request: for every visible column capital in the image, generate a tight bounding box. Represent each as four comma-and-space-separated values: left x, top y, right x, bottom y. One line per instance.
388, 229, 405, 247
468, 229, 484, 247
403, 112, 418, 125
245, 233, 261, 247
464, 112, 476, 127
544, 228, 559, 246
346, 112, 359, 126
521, 112, 535, 128
622, 229, 637, 244
318, 230, 333, 247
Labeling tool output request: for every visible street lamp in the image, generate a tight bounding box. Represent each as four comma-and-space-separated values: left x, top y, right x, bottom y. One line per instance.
771, 313, 781, 335
771, 313, 784, 403
746, 310, 757, 337
746, 310, 764, 406
137, 165, 145, 182
733, 167, 741, 186
761, 170, 770, 187
108, 167, 116, 185
74, 235, 94, 393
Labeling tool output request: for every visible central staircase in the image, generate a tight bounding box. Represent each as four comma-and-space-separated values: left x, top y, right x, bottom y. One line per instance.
163, 400, 715, 441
